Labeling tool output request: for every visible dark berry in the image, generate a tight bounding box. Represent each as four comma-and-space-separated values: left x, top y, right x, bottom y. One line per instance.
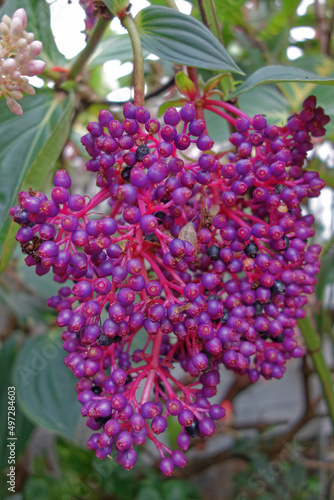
244, 243, 259, 259
185, 419, 199, 437
271, 280, 286, 295
92, 385, 102, 394
207, 245, 220, 261
121, 166, 132, 181
254, 300, 263, 316
136, 144, 150, 162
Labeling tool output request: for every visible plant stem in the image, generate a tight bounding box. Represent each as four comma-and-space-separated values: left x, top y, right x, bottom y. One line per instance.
165, 0, 178, 9
187, 66, 206, 122
204, 104, 236, 127
299, 315, 334, 429
196, 0, 235, 96
41, 67, 61, 83
122, 14, 145, 106
197, 0, 223, 44
68, 18, 110, 80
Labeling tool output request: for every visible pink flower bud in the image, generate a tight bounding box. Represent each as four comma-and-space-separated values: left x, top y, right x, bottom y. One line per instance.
29, 41, 43, 57
1, 58, 18, 74
11, 70, 21, 81
12, 8, 28, 29
21, 60, 46, 76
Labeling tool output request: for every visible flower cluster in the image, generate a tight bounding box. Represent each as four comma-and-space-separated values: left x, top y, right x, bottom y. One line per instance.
0, 8, 45, 115
11, 96, 327, 475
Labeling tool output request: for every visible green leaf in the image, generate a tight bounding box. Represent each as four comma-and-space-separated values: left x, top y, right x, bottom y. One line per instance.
158, 98, 187, 116
0, 91, 75, 273
0, 334, 34, 470
204, 73, 231, 95
17, 257, 61, 299
239, 85, 289, 124
0, 0, 65, 67
0, 281, 50, 325
316, 235, 334, 299
87, 33, 150, 68
204, 107, 229, 143
175, 71, 196, 99
197, 0, 223, 43
230, 66, 334, 98
13, 333, 81, 439
205, 86, 289, 144
135, 6, 244, 73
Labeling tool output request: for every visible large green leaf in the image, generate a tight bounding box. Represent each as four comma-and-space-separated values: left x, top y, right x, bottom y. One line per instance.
0, 280, 50, 325
0, 334, 34, 470
0, 0, 65, 67
230, 66, 334, 98
239, 85, 289, 124
87, 33, 150, 68
0, 91, 75, 273
135, 6, 243, 73
13, 333, 81, 439
316, 236, 334, 300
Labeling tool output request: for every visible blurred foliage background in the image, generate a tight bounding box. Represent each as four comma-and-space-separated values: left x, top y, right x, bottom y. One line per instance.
0, 0, 334, 499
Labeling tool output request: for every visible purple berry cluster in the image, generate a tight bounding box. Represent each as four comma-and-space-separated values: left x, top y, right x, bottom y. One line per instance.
10, 95, 327, 474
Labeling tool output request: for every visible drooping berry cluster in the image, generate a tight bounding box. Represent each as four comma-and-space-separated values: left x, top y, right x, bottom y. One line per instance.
0, 8, 45, 115
11, 95, 327, 475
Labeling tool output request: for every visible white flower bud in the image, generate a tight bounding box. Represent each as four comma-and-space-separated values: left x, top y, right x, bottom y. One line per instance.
25, 32, 34, 44
10, 90, 23, 100
1, 15, 11, 27
6, 97, 23, 115
20, 81, 35, 95
0, 22, 10, 36
12, 9, 28, 30
10, 18, 24, 38
16, 38, 28, 49
6, 82, 20, 91
16, 48, 30, 65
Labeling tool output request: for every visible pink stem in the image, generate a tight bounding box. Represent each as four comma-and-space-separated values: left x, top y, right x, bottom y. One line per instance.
204, 105, 236, 127
140, 328, 164, 404
204, 99, 252, 121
